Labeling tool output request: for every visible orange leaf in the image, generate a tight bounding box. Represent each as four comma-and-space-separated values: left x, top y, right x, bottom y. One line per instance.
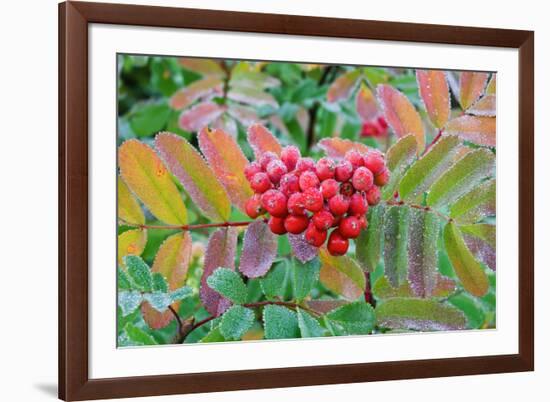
247, 123, 282, 158
318, 138, 371, 159
377, 84, 425, 153
327, 70, 362, 103
118, 229, 147, 265
467, 95, 496, 117
458, 72, 489, 110
416, 70, 450, 128
445, 115, 496, 147
170, 77, 223, 110
178, 58, 226, 78
119, 139, 187, 225
142, 232, 192, 329
118, 176, 144, 225
355, 84, 379, 121
198, 127, 253, 212
485, 75, 496, 95
178, 102, 225, 132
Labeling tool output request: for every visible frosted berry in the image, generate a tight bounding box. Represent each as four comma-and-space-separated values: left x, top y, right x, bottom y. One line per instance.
245, 194, 264, 219
305, 223, 328, 247
349, 192, 368, 216
259, 151, 278, 170
345, 150, 364, 169
312, 210, 334, 230
352, 166, 374, 191
328, 194, 350, 216
284, 214, 309, 234
315, 157, 335, 181
260, 189, 287, 218
244, 161, 262, 181
327, 230, 349, 256
287, 192, 306, 216
303, 187, 324, 212
335, 160, 354, 182
295, 157, 316, 174
299, 170, 320, 191
279, 173, 300, 197
374, 168, 390, 187
339, 216, 362, 239
365, 185, 381, 206
358, 215, 368, 229
364, 151, 385, 175
281, 145, 300, 171
321, 179, 339, 199
266, 159, 288, 184
250, 172, 272, 193
268, 216, 287, 235
340, 182, 354, 197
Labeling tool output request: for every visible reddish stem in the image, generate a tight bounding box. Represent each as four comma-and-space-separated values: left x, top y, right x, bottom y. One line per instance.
421, 128, 443, 156
120, 219, 261, 231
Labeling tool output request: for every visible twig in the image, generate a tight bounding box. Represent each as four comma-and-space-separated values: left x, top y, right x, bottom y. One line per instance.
421, 128, 443, 156
119, 219, 261, 231
385, 199, 452, 223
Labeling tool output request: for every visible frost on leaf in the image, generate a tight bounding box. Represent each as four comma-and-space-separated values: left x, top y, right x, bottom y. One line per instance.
461, 224, 496, 271
383, 205, 410, 287
170, 76, 223, 110
356, 83, 379, 121
178, 102, 225, 132
445, 115, 496, 147
319, 248, 366, 300
247, 123, 282, 158
416, 70, 450, 129
296, 308, 324, 338
289, 233, 318, 263
318, 138, 370, 159
206, 268, 248, 304
219, 305, 255, 341
239, 220, 278, 278
327, 70, 362, 103
458, 72, 489, 110
263, 305, 300, 339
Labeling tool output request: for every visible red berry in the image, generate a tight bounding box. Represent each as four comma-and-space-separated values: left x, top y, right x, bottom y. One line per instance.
340, 182, 354, 197
374, 168, 390, 187
339, 216, 362, 239
312, 210, 334, 230
245, 194, 264, 219
287, 192, 306, 216
366, 186, 381, 205
268, 216, 287, 235
266, 159, 288, 184
364, 151, 385, 175
349, 192, 368, 216
305, 223, 328, 247
327, 230, 349, 256
377, 116, 388, 130
328, 194, 350, 216
361, 121, 380, 137
335, 160, 353, 182
358, 215, 368, 229
315, 157, 335, 181
279, 173, 300, 197
250, 172, 272, 193
299, 170, 320, 191
295, 157, 316, 174
352, 166, 374, 191
244, 161, 262, 181
303, 187, 324, 212
284, 214, 309, 234
261, 189, 288, 217
259, 151, 278, 170
281, 145, 300, 171
321, 179, 339, 199
345, 150, 364, 169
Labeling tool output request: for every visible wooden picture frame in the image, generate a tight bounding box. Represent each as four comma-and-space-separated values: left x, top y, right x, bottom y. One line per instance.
59, 1, 534, 400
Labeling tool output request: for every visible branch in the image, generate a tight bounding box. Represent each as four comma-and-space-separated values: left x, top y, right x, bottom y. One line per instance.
421, 128, 443, 156
119, 219, 262, 231
385, 199, 451, 223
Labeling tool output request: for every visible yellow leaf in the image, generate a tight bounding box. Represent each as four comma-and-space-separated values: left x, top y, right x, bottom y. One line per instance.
118, 176, 144, 225
118, 229, 147, 265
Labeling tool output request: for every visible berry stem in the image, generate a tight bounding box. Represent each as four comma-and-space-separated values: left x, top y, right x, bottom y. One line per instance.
119, 219, 263, 231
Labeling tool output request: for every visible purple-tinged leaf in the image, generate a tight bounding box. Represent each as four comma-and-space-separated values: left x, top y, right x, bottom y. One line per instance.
327, 70, 362, 103
239, 221, 278, 278
416, 70, 450, 129
461, 224, 496, 271
227, 86, 278, 107
407, 209, 438, 297
450, 179, 495, 224
288, 233, 318, 263
305, 300, 347, 315
178, 102, 225, 132
458, 72, 489, 110
200, 228, 238, 316
170, 77, 223, 110
247, 123, 282, 158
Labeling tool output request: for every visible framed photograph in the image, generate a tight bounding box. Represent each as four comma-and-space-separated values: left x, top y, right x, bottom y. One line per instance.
59, 1, 534, 400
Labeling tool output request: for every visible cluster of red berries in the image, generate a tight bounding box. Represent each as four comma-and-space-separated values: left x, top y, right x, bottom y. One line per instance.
244, 145, 390, 256
361, 116, 389, 138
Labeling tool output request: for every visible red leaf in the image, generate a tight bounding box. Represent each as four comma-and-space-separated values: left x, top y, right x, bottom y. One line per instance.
458, 72, 489, 110
327, 70, 362, 103
178, 102, 225, 132
355, 84, 379, 121
200, 228, 238, 316
170, 77, 223, 110
377, 84, 425, 153
318, 138, 371, 159
445, 115, 495, 147
247, 123, 282, 158
416, 70, 450, 128
239, 221, 278, 278
467, 95, 496, 117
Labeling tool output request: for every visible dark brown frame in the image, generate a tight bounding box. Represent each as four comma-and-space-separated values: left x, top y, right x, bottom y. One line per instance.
59, 1, 534, 400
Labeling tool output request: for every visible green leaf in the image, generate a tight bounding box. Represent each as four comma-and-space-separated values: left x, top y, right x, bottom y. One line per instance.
443, 222, 489, 297
169, 286, 193, 303
200, 326, 226, 343
124, 323, 158, 345
118, 177, 145, 225
383, 205, 410, 287
449, 179, 495, 223
426, 148, 495, 208
260, 261, 289, 300
356, 205, 383, 272
319, 249, 366, 300
448, 293, 485, 329
125, 256, 153, 292
118, 291, 143, 316
326, 302, 376, 335
293, 259, 321, 302
143, 292, 172, 313
219, 305, 255, 341
382, 135, 417, 199
376, 298, 467, 331
460, 224, 496, 271
263, 305, 300, 339
399, 135, 460, 201
129, 102, 171, 138
151, 272, 168, 292
117, 267, 132, 290
206, 268, 248, 304
372, 276, 414, 299
297, 308, 324, 338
